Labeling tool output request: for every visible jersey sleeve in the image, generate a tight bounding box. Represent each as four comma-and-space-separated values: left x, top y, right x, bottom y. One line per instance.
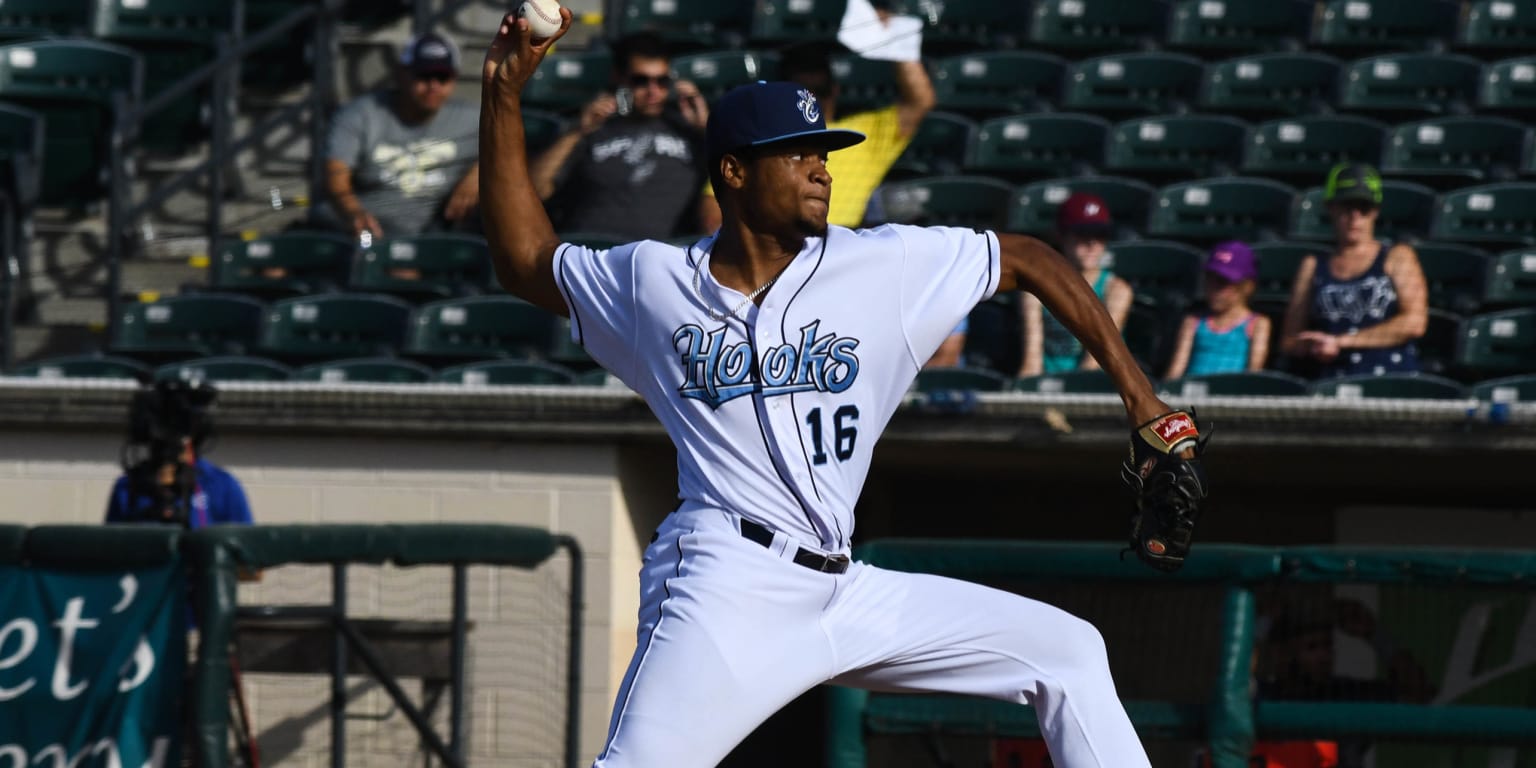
551, 241, 642, 382
892, 225, 1001, 367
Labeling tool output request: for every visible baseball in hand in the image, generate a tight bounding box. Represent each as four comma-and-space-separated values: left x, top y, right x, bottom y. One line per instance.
518, 0, 562, 40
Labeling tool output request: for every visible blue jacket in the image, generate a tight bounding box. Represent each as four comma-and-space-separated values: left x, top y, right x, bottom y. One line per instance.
105, 458, 253, 528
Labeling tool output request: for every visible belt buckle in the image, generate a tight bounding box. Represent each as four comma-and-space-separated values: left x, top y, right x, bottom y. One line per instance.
822, 554, 850, 574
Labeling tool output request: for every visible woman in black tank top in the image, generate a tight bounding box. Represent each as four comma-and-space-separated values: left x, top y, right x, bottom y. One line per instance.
1278, 164, 1429, 378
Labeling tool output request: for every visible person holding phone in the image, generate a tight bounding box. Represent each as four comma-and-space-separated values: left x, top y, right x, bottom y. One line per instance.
529, 32, 711, 240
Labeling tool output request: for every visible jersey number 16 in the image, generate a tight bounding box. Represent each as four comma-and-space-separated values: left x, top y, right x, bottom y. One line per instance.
805, 405, 859, 465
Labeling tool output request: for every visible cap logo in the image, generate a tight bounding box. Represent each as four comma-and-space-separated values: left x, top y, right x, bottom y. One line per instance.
1084, 202, 1100, 216
796, 88, 820, 125
1216, 251, 1231, 262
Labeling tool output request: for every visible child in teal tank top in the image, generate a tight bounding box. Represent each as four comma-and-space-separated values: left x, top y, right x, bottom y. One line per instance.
1164, 241, 1271, 380
1021, 193, 1134, 376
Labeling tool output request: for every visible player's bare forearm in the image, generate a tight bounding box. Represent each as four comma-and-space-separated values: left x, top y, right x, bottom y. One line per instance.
480, 10, 572, 316
998, 234, 1161, 422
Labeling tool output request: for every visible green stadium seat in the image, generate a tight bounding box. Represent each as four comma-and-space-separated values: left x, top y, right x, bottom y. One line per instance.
1477, 55, 1536, 113
748, 0, 844, 45
967, 113, 1109, 180
1471, 373, 1536, 403
671, 50, 777, 102
1456, 308, 1536, 375
1456, 0, 1536, 52
929, 51, 1067, 117
912, 366, 1011, 394
0, 40, 142, 207
1061, 52, 1205, 117
0, 102, 43, 208
1250, 241, 1318, 303
1166, 0, 1312, 55
1483, 248, 1536, 307
1336, 53, 1482, 117
403, 295, 558, 362
1310, 372, 1470, 400
1431, 182, 1536, 246
1006, 176, 1156, 239
1240, 115, 1386, 182
962, 294, 1022, 376
1199, 52, 1340, 118
1103, 114, 1248, 180
258, 294, 412, 362
1381, 116, 1526, 186
1165, 370, 1310, 397
1288, 181, 1434, 242
830, 55, 898, 114
1123, 302, 1181, 375
1027, 0, 1167, 52
111, 293, 265, 361
351, 233, 490, 301
294, 357, 435, 384
523, 49, 611, 112
1103, 240, 1204, 310
889, 112, 977, 179
522, 108, 567, 156
241, 0, 312, 92
212, 233, 354, 298
7, 354, 149, 380
1418, 307, 1463, 376
918, 0, 1032, 52
90, 0, 231, 153
1014, 369, 1119, 394
438, 360, 576, 386
873, 176, 1012, 230
155, 355, 293, 383
1413, 242, 1491, 315
0, 0, 91, 40
1146, 177, 1296, 243
1310, 0, 1460, 51
614, 0, 751, 47
547, 317, 595, 369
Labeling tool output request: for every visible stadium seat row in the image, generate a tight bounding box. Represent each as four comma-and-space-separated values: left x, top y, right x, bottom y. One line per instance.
4, 354, 601, 387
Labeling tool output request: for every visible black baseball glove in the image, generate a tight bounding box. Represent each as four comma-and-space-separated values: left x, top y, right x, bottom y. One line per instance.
1120, 410, 1209, 573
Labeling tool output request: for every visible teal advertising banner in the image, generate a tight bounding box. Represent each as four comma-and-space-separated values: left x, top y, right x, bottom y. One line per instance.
0, 563, 186, 767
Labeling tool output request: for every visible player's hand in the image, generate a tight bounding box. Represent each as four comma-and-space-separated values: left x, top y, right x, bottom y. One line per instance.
1297, 331, 1340, 362
443, 177, 478, 221
675, 79, 709, 131
482, 7, 573, 97
1121, 409, 1208, 573
579, 94, 618, 134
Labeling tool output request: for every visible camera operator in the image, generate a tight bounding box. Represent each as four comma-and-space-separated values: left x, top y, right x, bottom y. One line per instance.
528, 31, 711, 240
105, 379, 252, 529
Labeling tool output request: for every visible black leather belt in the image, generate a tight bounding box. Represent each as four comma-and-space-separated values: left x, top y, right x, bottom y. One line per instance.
739, 518, 850, 574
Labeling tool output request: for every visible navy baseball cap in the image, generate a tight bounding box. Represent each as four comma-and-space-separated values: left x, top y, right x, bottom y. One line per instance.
706, 81, 865, 162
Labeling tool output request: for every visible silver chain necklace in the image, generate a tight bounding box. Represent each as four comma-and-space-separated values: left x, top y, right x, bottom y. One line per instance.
692, 252, 781, 323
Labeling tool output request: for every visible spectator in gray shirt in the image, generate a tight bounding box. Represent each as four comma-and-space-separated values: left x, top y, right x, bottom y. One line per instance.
319, 32, 481, 241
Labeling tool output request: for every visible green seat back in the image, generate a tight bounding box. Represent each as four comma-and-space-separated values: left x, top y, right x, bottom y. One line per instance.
1411, 242, 1491, 315
1015, 369, 1119, 394
523, 50, 611, 112
1103, 240, 1204, 310
1249, 241, 1318, 303
1337, 53, 1482, 117
1199, 52, 1341, 118
1166, 0, 1312, 53
1471, 373, 1536, 403
967, 113, 1109, 179
748, 0, 844, 44
548, 316, 594, 367
1061, 52, 1204, 116
930, 52, 1066, 117
112, 293, 266, 359
155, 355, 292, 383
1027, 0, 1167, 52
351, 233, 490, 301
1241, 115, 1386, 180
1478, 56, 1536, 112
1166, 371, 1310, 397
1431, 183, 1536, 246
1456, 308, 1536, 375
830, 55, 898, 113
7, 354, 149, 380
1382, 116, 1526, 184
615, 0, 751, 45
212, 232, 355, 298
890, 111, 977, 179
1419, 307, 1464, 376
91, 0, 230, 151
522, 108, 567, 156
295, 357, 435, 384
0, 102, 44, 206
1104, 114, 1248, 178
404, 295, 558, 361
0, 0, 91, 39
1484, 248, 1536, 307
874, 176, 1012, 230
438, 360, 576, 386
1007, 175, 1155, 239
962, 294, 1021, 376
671, 50, 777, 102
1311, 0, 1460, 50
918, 0, 1031, 52
1288, 181, 1433, 242
1310, 372, 1470, 400
912, 366, 1010, 394
241, 0, 311, 91
1458, 0, 1536, 50
1147, 177, 1296, 242
259, 294, 412, 360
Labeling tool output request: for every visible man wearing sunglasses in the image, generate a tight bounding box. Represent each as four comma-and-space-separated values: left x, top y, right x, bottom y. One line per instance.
319, 31, 482, 243
529, 32, 712, 241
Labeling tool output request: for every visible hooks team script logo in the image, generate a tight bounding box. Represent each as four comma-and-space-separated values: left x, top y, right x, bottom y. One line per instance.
673, 320, 860, 409
796, 88, 820, 124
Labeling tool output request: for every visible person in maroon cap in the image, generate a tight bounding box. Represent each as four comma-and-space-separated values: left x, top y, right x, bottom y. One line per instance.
1019, 192, 1134, 376
1163, 240, 1272, 380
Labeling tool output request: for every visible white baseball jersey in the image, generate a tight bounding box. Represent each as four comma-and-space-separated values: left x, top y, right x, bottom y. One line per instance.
552, 223, 1000, 550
